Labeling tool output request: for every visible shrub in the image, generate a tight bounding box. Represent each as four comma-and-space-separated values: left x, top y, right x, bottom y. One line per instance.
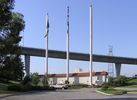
117, 76, 128, 86
65, 80, 69, 84
101, 83, 109, 90
21, 76, 31, 85
108, 77, 115, 86
8, 84, 31, 92
31, 73, 40, 86
0, 77, 8, 83
67, 83, 89, 89
108, 76, 128, 87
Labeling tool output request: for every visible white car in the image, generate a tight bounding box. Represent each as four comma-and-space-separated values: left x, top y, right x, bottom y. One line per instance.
50, 84, 68, 89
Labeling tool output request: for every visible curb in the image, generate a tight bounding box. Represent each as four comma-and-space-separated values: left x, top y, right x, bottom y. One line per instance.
96, 90, 114, 96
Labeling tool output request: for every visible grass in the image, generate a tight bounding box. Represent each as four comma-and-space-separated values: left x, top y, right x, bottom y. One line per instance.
128, 78, 137, 84
119, 84, 137, 88
99, 89, 127, 95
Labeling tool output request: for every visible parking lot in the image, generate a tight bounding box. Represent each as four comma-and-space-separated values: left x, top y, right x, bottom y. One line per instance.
1, 88, 137, 100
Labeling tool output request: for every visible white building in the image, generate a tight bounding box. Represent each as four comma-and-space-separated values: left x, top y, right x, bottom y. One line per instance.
48, 71, 108, 86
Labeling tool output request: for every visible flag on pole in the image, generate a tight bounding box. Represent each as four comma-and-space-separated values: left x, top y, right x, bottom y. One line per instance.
45, 13, 49, 37
66, 6, 70, 82
45, 13, 49, 76
89, 4, 93, 86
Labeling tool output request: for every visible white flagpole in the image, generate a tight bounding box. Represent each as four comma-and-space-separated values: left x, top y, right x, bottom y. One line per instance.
89, 4, 93, 86
66, 6, 70, 82
45, 13, 49, 76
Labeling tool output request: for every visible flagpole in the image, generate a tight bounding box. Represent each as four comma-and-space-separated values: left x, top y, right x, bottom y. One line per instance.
45, 13, 49, 76
66, 6, 70, 82
89, 4, 93, 86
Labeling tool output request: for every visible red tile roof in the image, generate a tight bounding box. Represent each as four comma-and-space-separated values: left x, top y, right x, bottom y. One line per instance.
47, 71, 108, 77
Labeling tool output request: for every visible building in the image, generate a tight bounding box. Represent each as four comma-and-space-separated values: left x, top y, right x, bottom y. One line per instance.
48, 71, 108, 86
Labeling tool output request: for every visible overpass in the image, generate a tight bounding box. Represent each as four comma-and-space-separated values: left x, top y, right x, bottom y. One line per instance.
21, 47, 137, 77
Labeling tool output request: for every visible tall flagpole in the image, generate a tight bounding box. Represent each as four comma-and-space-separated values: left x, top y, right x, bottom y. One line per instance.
45, 13, 49, 76
66, 6, 70, 82
89, 3, 93, 86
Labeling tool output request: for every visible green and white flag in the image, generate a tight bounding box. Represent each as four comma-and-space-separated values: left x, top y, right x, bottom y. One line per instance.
45, 13, 49, 37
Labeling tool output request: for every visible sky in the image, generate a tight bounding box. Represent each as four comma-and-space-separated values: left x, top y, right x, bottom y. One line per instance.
14, 0, 137, 76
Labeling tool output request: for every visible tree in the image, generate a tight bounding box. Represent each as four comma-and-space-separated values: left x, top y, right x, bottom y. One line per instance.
0, 0, 14, 35
0, 0, 25, 81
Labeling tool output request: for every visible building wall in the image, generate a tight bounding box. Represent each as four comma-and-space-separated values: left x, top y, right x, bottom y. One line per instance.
79, 76, 89, 84
49, 75, 107, 85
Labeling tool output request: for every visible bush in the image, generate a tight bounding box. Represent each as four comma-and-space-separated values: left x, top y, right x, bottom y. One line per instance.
8, 84, 31, 92
118, 76, 128, 86
21, 76, 31, 85
65, 80, 69, 84
0, 77, 9, 83
8, 84, 55, 92
31, 73, 40, 86
101, 83, 109, 90
108, 76, 128, 87
67, 83, 89, 89
108, 77, 115, 86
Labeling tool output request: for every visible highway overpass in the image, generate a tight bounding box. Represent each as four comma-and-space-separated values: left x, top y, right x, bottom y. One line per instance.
21, 47, 137, 77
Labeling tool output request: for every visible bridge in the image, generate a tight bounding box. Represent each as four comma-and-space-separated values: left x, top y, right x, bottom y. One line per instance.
21, 47, 137, 77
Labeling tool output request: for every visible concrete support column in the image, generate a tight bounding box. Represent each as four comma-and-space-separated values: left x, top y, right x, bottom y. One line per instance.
25, 55, 30, 76
115, 63, 121, 77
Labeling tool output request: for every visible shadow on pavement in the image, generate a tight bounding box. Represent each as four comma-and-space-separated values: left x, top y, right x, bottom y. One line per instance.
0, 91, 49, 99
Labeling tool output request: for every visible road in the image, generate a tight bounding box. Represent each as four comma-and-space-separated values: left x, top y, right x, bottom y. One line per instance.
1, 88, 137, 100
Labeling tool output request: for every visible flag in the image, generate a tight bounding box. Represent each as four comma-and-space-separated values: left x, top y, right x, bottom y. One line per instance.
45, 13, 49, 37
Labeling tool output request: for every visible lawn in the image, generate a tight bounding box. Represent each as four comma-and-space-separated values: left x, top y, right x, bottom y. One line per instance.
128, 78, 137, 84
120, 85, 137, 88
99, 89, 127, 95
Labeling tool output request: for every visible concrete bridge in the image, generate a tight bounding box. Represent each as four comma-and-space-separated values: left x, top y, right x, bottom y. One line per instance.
21, 47, 137, 77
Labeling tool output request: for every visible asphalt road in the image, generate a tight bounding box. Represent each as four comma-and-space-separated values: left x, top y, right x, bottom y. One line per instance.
1, 88, 137, 100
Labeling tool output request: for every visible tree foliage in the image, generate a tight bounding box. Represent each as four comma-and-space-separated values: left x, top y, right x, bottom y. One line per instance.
0, 0, 14, 35
0, 0, 25, 81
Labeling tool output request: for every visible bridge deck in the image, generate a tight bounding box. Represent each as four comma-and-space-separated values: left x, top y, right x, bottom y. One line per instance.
21, 47, 137, 65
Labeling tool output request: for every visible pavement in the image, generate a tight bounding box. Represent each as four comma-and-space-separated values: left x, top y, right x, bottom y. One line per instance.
1, 88, 137, 100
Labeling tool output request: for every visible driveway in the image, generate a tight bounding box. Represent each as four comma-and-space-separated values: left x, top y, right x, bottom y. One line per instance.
1, 88, 137, 100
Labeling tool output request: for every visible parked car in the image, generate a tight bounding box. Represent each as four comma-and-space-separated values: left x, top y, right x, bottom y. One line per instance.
50, 84, 68, 89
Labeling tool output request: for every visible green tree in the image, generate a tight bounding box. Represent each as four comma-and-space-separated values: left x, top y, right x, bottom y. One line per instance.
0, 0, 25, 81
0, 0, 14, 33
